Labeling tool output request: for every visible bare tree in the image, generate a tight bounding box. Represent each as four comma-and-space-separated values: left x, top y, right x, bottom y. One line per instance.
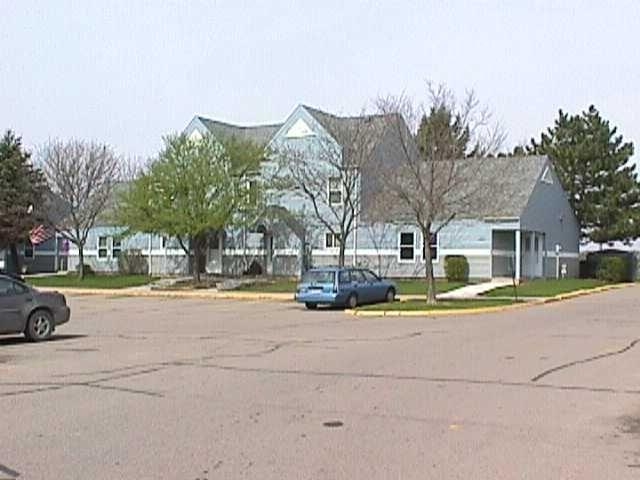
272, 110, 386, 267
40, 140, 121, 279
376, 82, 506, 303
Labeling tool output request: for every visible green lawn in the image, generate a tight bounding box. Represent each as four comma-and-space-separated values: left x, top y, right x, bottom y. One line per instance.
483, 278, 609, 298
237, 278, 466, 295
27, 274, 158, 289
358, 298, 518, 311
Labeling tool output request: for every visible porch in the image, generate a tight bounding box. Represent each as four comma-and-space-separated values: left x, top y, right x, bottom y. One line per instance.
491, 230, 546, 280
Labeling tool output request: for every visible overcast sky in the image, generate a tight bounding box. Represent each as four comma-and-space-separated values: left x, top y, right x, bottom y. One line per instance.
2, 1, 639, 162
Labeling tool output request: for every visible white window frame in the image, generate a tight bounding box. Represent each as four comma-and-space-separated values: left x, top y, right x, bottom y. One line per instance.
398, 231, 416, 263
328, 177, 343, 206
325, 232, 341, 249
421, 231, 439, 263
112, 238, 122, 258
97, 236, 109, 260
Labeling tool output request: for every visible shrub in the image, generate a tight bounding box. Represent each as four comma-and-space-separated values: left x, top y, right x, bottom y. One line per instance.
118, 249, 148, 275
596, 256, 628, 283
76, 263, 95, 277
444, 255, 469, 282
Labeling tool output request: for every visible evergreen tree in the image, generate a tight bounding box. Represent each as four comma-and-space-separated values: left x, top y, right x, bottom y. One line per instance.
529, 105, 640, 244
0, 130, 47, 272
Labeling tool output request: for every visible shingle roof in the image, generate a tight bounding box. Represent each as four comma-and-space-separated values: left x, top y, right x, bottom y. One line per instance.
456, 155, 549, 218
197, 116, 282, 145
303, 105, 398, 148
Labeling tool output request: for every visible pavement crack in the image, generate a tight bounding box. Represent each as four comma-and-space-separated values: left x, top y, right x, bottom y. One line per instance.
198, 363, 640, 396
531, 338, 640, 382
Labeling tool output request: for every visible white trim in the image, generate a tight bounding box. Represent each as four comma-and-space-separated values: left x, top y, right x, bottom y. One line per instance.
97, 236, 109, 261
397, 231, 416, 263
541, 166, 554, 184
491, 249, 515, 257
544, 251, 579, 259
222, 248, 266, 256
327, 177, 343, 206
274, 248, 299, 256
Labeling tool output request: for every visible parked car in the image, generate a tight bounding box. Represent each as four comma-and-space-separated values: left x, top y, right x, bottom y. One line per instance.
295, 267, 396, 309
0, 274, 70, 341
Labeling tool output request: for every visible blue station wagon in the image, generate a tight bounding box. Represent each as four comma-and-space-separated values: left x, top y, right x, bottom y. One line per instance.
295, 267, 396, 309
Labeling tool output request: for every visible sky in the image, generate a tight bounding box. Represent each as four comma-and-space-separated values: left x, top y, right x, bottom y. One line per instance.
2, 0, 640, 162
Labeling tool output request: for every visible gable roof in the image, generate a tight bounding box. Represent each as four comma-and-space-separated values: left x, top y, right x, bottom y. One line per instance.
196, 116, 282, 145
302, 105, 399, 148
451, 155, 550, 219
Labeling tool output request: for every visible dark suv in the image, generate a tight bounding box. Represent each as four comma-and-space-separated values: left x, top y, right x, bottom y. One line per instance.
0, 274, 70, 341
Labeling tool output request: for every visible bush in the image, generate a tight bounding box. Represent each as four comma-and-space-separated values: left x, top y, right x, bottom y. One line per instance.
596, 256, 628, 283
118, 249, 148, 275
76, 263, 95, 277
444, 255, 469, 282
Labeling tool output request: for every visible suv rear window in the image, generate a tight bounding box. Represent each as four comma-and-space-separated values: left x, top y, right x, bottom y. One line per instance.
302, 271, 335, 284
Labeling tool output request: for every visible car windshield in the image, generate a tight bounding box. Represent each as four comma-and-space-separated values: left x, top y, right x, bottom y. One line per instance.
302, 270, 335, 284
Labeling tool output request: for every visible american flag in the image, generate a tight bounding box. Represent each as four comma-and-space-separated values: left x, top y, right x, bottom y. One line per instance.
29, 225, 54, 245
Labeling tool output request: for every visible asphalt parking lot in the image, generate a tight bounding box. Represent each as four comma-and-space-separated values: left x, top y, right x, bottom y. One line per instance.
2, 287, 640, 479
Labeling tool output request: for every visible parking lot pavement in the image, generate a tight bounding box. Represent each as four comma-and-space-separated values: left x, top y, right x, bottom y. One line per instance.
2, 287, 640, 479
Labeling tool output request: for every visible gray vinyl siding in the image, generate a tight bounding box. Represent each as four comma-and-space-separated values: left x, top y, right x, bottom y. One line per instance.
520, 161, 580, 255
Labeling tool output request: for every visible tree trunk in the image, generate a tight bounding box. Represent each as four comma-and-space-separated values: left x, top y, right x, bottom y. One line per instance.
422, 226, 437, 304
78, 245, 85, 280
8, 243, 20, 275
338, 241, 345, 267
193, 239, 201, 284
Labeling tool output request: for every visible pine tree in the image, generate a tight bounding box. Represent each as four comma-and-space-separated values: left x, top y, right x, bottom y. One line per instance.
0, 130, 48, 272
529, 105, 640, 244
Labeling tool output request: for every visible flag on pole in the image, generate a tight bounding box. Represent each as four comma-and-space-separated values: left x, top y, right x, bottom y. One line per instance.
29, 225, 54, 245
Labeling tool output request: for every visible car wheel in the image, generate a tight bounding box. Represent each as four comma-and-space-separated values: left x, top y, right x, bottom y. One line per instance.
25, 309, 53, 342
385, 288, 396, 303
305, 302, 318, 310
346, 293, 358, 309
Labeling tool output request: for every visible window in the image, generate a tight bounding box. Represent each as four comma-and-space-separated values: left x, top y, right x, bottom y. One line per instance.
302, 270, 335, 284
350, 270, 366, 283
0, 278, 26, 296
0, 278, 14, 295
422, 232, 438, 261
24, 242, 34, 259
112, 238, 122, 258
98, 236, 108, 259
338, 270, 350, 284
328, 177, 342, 205
399, 232, 415, 261
247, 179, 259, 204
325, 232, 341, 248
362, 270, 380, 282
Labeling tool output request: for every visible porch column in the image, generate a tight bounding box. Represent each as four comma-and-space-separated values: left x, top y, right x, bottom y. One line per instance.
514, 230, 521, 282
527, 232, 538, 278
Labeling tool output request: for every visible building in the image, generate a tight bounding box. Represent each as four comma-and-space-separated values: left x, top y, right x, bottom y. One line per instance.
58, 104, 580, 280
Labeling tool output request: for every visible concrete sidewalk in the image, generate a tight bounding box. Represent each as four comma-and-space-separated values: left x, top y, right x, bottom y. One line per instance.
438, 278, 513, 299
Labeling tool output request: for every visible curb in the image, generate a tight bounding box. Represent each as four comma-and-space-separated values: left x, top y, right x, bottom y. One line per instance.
346, 283, 634, 317
36, 282, 633, 307
36, 287, 293, 302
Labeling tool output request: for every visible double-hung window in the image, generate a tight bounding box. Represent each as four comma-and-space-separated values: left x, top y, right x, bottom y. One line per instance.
399, 232, 415, 261
112, 238, 122, 258
422, 232, 438, 262
325, 232, 341, 248
328, 177, 342, 205
98, 236, 109, 259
